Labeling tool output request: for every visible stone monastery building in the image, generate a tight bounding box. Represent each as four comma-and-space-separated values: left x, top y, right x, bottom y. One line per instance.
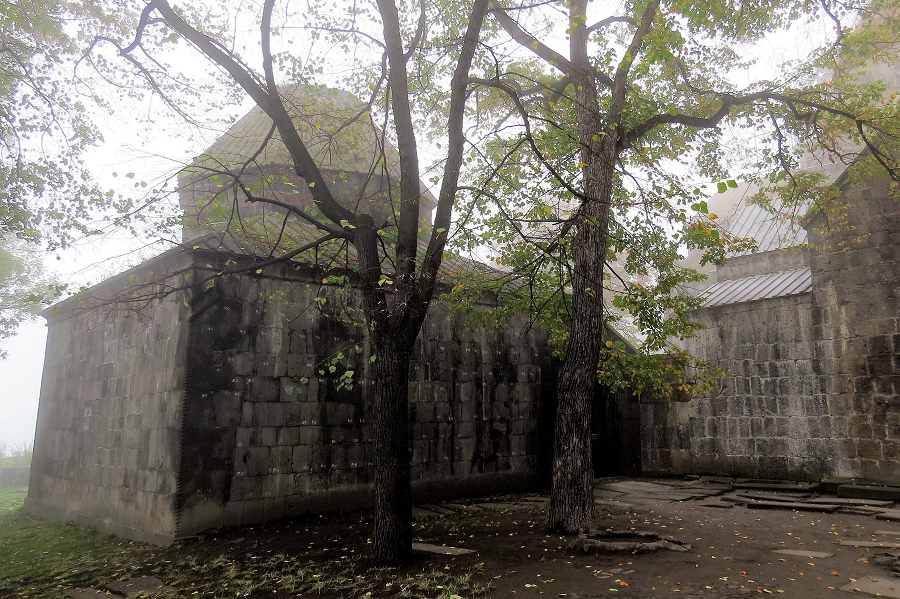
25, 82, 900, 544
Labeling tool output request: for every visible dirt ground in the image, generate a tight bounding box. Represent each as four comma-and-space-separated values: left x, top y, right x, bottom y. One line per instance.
143, 478, 900, 599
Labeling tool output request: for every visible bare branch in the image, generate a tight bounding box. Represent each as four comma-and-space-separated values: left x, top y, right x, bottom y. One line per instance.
260, 0, 278, 92
150, 0, 356, 229
587, 16, 635, 34
238, 185, 351, 238
418, 0, 491, 294
612, 0, 660, 112
375, 0, 423, 283
404, 0, 428, 60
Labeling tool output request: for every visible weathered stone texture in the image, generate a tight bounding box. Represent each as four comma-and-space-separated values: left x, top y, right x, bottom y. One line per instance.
807, 178, 900, 479
28, 248, 555, 541
643, 293, 826, 479
25, 255, 191, 544
176, 251, 554, 534
646, 175, 900, 481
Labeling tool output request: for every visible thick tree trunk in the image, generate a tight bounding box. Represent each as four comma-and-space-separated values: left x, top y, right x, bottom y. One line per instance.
548, 159, 613, 531
549, 0, 616, 533
370, 332, 414, 563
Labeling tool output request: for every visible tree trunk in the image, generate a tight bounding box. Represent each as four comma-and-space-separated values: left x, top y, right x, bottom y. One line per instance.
549, 147, 616, 532
371, 332, 414, 563
549, 0, 616, 532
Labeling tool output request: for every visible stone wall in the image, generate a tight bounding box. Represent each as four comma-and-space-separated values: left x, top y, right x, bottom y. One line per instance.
643, 293, 830, 479
25, 253, 191, 544
643, 174, 900, 481
177, 250, 555, 535
27, 247, 556, 541
807, 176, 900, 478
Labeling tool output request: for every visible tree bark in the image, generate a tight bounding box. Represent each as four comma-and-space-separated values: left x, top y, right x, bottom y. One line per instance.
371, 330, 415, 563
548, 0, 615, 534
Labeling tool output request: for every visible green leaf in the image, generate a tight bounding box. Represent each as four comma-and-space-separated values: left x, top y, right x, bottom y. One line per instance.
716, 181, 727, 194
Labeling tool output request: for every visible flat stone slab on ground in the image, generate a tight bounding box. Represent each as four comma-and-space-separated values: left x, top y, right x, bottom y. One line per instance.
734, 481, 820, 492
746, 500, 840, 513
699, 476, 736, 485
840, 506, 886, 515
839, 540, 900, 548
604, 481, 676, 493
475, 502, 530, 510
419, 504, 456, 515
413, 506, 442, 519
736, 491, 812, 502
595, 499, 633, 508
104, 577, 172, 596
839, 578, 900, 598
839, 484, 900, 501
594, 489, 628, 498
773, 549, 834, 558
604, 481, 719, 502
411, 542, 475, 556
874, 530, 900, 537
64, 590, 113, 599
721, 496, 748, 505
805, 497, 894, 507
440, 503, 481, 511
698, 500, 734, 508
877, 509, 900, 522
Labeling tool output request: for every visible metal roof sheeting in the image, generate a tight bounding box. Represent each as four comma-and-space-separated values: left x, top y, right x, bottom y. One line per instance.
702, 268, 812, 307
727, 202, 808, 256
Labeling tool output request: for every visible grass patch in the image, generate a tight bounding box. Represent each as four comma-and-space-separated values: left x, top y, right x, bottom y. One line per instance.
0, 443, 33, 468
0, 486, 141, 598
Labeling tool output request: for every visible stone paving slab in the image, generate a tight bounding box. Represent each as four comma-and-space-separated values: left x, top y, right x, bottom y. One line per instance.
698, 500, 735, 509
412, 506, 441, 519
805, 497, 894, 507
735, 491, 812, 502
877, 509, 900, 522
839, 506, 886, 515
594, 488, 628, 498
595, 499, 633, 508
104, 577, 172, 596
440, 503, 481, 511
419, 504, 456, 515
839, 540, 900, 548
64, 590, 114, 599
746, 500, 841, 513
475, 502, 527, 510
734, 481, 820, 492
604, 481, 719, 502
874, 530, 900, 537
773, 549, 834, 558
721, 495, 748, 505
839, 485, 900, 501
839, 578, 900, 598
411, 542, 475, 556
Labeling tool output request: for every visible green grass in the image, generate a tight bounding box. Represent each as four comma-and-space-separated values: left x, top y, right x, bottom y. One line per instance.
0, 454, 31, 468
0, 486, 141, 598
0, 443, 33, 468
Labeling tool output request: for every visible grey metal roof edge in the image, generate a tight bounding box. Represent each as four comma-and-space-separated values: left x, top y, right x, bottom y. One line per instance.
700, 268, 812, 308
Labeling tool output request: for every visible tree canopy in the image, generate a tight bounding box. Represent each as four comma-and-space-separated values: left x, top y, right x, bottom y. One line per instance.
0, 0, 108, 249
